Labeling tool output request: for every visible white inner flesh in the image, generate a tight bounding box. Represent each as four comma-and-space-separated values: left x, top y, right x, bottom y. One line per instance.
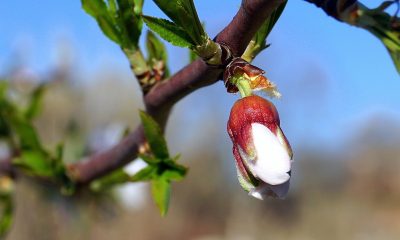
249, 123, 291, 185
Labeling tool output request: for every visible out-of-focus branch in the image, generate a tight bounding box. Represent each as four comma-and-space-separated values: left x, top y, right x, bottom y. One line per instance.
305, 0, 357, 21
0, 158, 15, 178
67, 0, 286, 184
306, 0, 400, 73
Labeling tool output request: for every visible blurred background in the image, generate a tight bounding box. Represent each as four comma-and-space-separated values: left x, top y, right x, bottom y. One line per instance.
1, 0, 400, 239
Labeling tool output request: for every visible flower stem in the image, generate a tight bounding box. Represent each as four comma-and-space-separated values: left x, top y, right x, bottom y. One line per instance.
236, 78, 252, 98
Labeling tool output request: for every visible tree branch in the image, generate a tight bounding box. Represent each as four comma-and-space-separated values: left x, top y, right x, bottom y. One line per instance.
305, 0, 357, 21
66, 0, 286, 184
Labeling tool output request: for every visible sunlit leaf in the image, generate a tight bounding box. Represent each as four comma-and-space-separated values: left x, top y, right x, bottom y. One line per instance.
82, 0, 121, 44
152, 0, 206, 45
115, 0, 143, 48
82, 0, 143, 48
143, 15, 194, 48
242, 1, 287, 61
356, 3, 400, 74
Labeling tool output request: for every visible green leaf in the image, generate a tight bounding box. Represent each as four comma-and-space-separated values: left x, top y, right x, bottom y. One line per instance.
133, 0, 144, 15
115, 0, 143, 48
255, 0, 286, 51
151, 177, 170, 216
152, 0, 207, 45
82, 0, 143, 48
13, 151, 53, 177
139, 110, 169, 159
242, 0, 287, 61
146, 30, 170, 77
143, 15, 194, 48
163, 158, 187, 181
25, 84, 46, 120
162, 168, 185, 181
82, 0, 121, 44
90, 168, 131, 191
139, 154, 161, 165
130, 165, 156, 182
11, 117, 45, 153
146, 31, 167, 63
355, 3, 400, 74
108, 0, 117, 14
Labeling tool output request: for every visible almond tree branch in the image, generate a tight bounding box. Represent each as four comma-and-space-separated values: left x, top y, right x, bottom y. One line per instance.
305, 0, 357, 20
63, 0, 286, 184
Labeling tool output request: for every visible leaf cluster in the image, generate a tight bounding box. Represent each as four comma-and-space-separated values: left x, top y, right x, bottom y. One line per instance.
143, 0, 208, 49
82, 0, 144, 50
91, 111, 187, 216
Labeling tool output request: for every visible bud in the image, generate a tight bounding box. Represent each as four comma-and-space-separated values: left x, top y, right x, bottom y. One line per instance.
227, 95, 293, 200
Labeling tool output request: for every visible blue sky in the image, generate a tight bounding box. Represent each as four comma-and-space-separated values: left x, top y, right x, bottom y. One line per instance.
1, 0, 399, 151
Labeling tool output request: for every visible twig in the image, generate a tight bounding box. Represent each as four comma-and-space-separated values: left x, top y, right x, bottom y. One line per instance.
67, 0, 286, 184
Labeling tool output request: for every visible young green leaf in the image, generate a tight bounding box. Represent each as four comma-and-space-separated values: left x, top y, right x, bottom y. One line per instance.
25, 84, 46, 120
242, 1, 287, 61
130, 165, 156, 182
139, 110, 169, 159
162, 168, 186, 181
139, 154, 161, 165
114, 0, 143, 48
152, 0, 207, 45
146, 30, 170, 77
151, 177, 170, 216
82, 0, 143, 49
356, 3, 400, 74
82, 0, 121, 44
10, 117, 45, 153
90, 168, 131, 192
163, 158, 187, 181
255, 0, 287, 51
142, 15, 194, 48
146, 30, 167, 63
13, 151, 53, 177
